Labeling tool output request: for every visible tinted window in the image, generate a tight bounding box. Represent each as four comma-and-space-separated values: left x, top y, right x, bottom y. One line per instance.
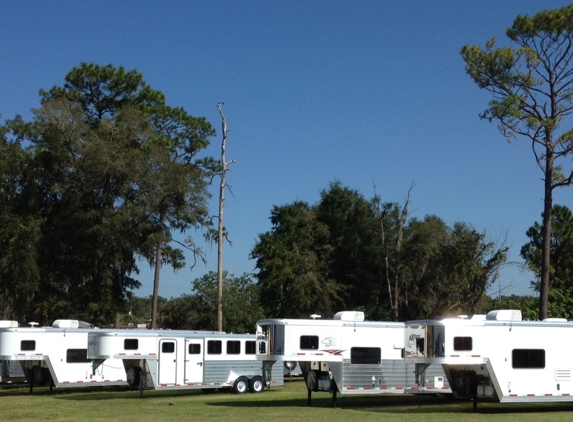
453, 337, 472, 351
227, 340, 241, 355
124, 339, 138, 350
350, 347, 381, 364
188, 343, 201, 354
513, 349, 545, 369
67, 348, 90, 363
21, 340, 35, 351
300, 336, 319, 350
208, 340, 222, 355
245, 341, 256, 355
161, 342, 175, 353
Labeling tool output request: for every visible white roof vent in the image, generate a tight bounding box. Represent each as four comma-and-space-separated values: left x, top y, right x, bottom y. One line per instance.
470, 314, 487, 321
333, 311, 365, 322
486, 310, 522, 321
52, 319, 80, 329
0, 320, 18, 328
543, 318, 568, 322
309, 314, 322, 320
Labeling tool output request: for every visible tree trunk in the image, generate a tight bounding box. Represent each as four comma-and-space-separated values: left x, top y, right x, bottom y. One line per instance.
539, 149, 554, 321
151, 241, 162, 329
216, 102, 228, 332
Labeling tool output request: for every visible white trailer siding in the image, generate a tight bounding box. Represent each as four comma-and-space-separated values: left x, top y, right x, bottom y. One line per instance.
404, 311, 573, 404
257, 312, 450, 398
0, 327, 127, 389
88, 330, 283, 393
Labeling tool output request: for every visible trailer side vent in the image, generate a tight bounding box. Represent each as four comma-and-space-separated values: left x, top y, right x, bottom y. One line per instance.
555, 369, 571, 381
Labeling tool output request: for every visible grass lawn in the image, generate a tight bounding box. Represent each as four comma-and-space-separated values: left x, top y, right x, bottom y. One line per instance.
1, 378, 573, 422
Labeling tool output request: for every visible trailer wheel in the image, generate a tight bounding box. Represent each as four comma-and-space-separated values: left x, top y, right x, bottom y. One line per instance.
233, 377, 249, 394
249, 376, 264, 393
126, 366, 141, 387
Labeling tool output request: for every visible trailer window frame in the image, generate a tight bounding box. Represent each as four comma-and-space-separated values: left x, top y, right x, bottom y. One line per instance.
350, 347, 381, 364
21, 340, 35, 351
226, 340, 241, 355
66, 348, 91, 363
453, 336, 472, 351
245, 340, 256, 355
207, 340, 222, 355
188, 343, 201, 355
300, 335, 319, 350
161, 341, 175, 354
124, 339, 138, 350
512, 349, 545, 369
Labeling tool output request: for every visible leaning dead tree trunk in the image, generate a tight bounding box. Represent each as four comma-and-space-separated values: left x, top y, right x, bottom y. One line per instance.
216, 102, 235, 332
375, 182, 414, 321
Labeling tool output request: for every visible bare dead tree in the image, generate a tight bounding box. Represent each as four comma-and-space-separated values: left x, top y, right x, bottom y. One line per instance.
374, 182, 415, 321
216, 102, 235, 331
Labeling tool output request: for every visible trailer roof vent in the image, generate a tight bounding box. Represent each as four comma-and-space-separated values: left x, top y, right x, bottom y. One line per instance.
333, 311, 365, 322
52, 319, 80, 329
486, 310, 522, 321
543, 317, 568, 322
470, 314, 486, 321
0, 320, 18, 328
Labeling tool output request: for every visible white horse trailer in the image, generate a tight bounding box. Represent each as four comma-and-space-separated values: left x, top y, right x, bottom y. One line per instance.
256, 311, 450, 406
87, 329, 284, 395
405, 309, 573, 409
0, 320, 127, 392
0, 320, 26, 384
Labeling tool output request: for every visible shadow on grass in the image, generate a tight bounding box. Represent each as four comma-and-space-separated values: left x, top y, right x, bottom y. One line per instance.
208, 393, 573, 415
4, 385, 573, 416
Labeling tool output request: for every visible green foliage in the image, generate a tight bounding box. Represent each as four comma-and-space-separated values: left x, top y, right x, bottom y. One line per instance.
0, 63, 215, 325
160, 272, 263, 333
521, 204, 573, 319
250, 199, 344, 319
251, 181, 507, 321
461, 4, 573, 319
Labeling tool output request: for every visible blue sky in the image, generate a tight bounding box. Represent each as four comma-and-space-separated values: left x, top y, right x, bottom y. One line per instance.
2, 1, 572, 300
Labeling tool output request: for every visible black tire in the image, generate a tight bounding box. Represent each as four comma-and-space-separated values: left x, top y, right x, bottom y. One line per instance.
233, 377, 249, 394
126, 366, 141, 387
249, 376, 264, 393
306, 370, 318, 392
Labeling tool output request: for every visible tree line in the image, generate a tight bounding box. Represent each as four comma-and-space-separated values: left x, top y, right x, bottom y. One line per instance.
3, 4, 573, 328
0, 63, 217, 326
0, 61, 570, 328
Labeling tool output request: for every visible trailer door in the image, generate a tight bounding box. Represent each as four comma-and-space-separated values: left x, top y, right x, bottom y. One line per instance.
158, 339, 177, 385
184, 339, 204, 384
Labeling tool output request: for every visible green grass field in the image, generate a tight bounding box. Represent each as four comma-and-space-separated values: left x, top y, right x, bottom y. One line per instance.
1, 378, 573, 422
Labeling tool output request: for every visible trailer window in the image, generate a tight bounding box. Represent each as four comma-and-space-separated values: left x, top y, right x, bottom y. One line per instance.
21, 340, 35, 351
208, 340, 222, 355
351, 347, 381, 364
453, 337, 472, 351
67, 348, 90, 363
188, 344, 201, 354
245, 341, 256, 355
124, 339, 138, 350
227, 340, 241, 355
512, 349, 545, 369
300, 336, 319, 350
161, 342, 175, 353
